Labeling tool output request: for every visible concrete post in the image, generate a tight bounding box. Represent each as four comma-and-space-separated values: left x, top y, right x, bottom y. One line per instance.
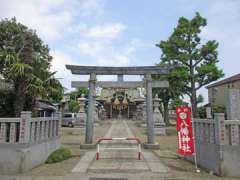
45, 120, 49, 138
30, 122, 35, 142
9, 123, 17, 143
145, 74, 155, 144
0, 123, 7, 143
41, 121, 45, 140
20, 111, 32, 144
36, 120, 40, 141
56, 112, 61, 136
230, 124, 239, 146
214, 113, 225, 161
214, 113, 225, 146
85, 73, 96, 144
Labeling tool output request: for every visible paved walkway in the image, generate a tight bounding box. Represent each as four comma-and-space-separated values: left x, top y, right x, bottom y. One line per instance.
71, 119, 169, 179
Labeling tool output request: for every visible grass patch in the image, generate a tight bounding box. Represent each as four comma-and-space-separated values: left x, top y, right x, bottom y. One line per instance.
46, 147, 71, 164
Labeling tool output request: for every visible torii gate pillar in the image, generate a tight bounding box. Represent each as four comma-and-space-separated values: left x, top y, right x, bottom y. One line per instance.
85, 73, 96, 144
145, 74, 155, 144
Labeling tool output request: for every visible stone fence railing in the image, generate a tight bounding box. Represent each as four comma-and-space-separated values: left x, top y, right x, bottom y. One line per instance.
193, 114, 240, 146
188, 113, 240, 177
0, 111, 61, 144
0, 111, 61, 173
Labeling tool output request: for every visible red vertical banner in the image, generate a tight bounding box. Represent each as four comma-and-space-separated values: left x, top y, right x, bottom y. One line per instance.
176, 106, 195, 155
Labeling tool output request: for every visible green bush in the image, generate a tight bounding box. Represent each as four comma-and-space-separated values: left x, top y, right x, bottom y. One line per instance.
198, 106, 206, 118
46, 147, 71, 164
212, 105, 225, 113
198, 105, 226, 119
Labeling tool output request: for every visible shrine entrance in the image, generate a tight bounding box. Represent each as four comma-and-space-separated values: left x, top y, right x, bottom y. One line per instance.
66, 65, 169, 146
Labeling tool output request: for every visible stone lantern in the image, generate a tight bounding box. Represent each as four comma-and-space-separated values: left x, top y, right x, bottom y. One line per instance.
153, 94, 166, 135
77, 94, 87, 126
153, 94, 165, 125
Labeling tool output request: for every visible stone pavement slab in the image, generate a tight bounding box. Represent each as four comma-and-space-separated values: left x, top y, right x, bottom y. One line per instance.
72, 151, 95, 173
143, 151, 168, 173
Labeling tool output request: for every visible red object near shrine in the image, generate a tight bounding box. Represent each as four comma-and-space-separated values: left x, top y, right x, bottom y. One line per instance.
176, 106, 195, 155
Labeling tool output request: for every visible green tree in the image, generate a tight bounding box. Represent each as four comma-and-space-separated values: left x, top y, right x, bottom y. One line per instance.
68, 100, 80, 113
157, 13, 224, 117
153, 63, 187, 125
69, 87, 89, 101
0, 18, 63, 116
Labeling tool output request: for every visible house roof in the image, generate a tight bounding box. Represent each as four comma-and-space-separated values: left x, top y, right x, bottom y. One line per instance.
206, 73, 240, 89
34, 99, 56, 111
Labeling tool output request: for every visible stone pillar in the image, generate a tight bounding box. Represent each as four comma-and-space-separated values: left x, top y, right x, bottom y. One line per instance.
0, 123, 7, 143
56, 112, 61, 136
145, 74, 155, 144
44, 121, 49, 139
214, 113, 225, 160
230, 124, 239, 146
53, 119, 57, 137
9, 123, 17, 143
85, 73, 96, 144
36, 120, 41, 141
20, 111, 32, 144
49, 119, 52, 138
41, 121, 45, 140
30, 122, 35, 142
206, 107, 212, 119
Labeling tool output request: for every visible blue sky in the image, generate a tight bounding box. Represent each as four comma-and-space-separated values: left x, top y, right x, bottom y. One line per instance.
1, 0, 240, 103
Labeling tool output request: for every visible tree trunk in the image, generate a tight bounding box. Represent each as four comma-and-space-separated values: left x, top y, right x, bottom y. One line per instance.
190, 90, 198, 118
189, 58, 198, 118
163, 101, 170, 126
14, 81, 26, 117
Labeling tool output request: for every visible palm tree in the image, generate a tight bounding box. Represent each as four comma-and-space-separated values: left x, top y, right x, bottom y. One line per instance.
0, 18, 63, 116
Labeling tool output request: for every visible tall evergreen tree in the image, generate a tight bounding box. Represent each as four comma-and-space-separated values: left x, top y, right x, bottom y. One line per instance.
156, 13, 224, 117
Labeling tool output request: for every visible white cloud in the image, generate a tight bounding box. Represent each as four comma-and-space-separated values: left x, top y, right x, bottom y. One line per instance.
79, 0, 104, 17
76, 37, 148, 67
0, 0, 104, 41
81, 23, 126, 40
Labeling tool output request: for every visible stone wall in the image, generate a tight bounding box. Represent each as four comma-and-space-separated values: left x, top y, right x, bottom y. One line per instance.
0, 111, 61, 174
186, 114, 240, 177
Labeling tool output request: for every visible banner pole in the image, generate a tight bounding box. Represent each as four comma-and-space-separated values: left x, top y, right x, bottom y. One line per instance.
191, 108, 200, 173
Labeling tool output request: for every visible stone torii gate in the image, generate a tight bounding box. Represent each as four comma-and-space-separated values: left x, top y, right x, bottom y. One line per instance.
66, 65, 169, 147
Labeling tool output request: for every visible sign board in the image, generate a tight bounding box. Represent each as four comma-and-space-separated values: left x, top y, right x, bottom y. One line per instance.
176, 106, 194, 155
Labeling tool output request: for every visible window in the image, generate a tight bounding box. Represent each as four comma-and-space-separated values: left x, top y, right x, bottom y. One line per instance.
64, 114, 73, 118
